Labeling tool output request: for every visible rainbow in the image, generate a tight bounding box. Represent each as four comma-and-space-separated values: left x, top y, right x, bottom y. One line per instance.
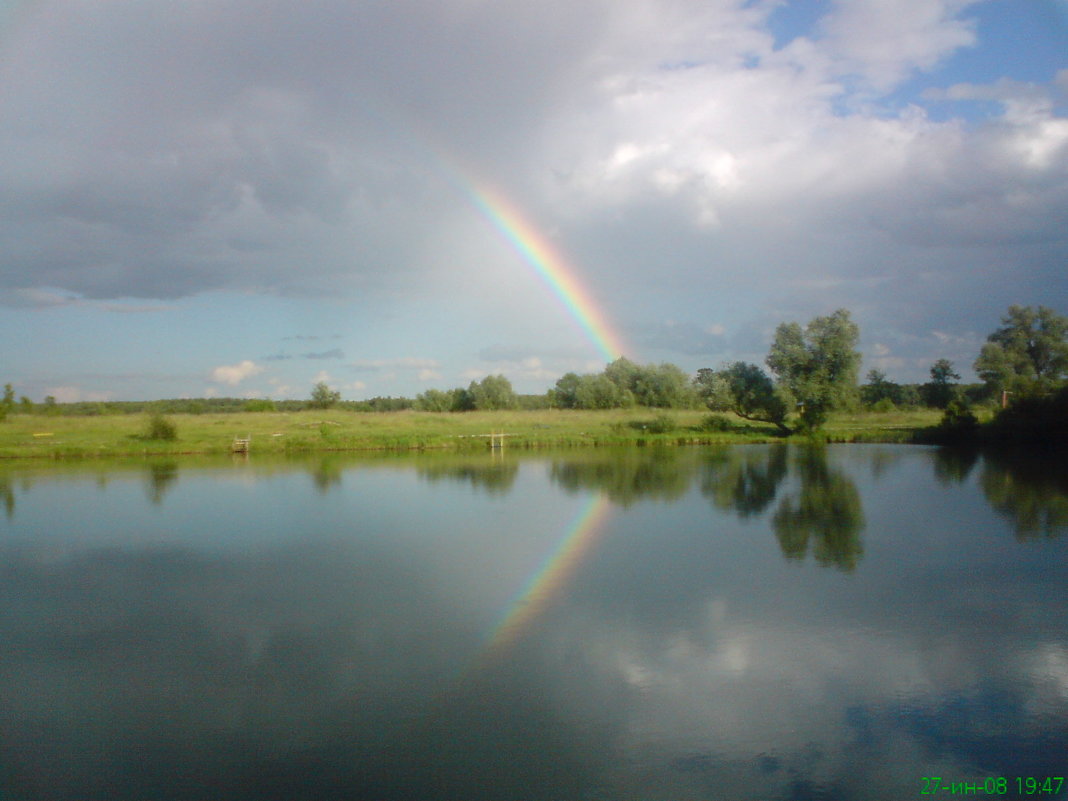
399, 120, 630, 362
477, 493, 613, 666
462, 183, 627, 363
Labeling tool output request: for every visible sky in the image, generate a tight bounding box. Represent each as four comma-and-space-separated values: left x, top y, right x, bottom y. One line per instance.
0, 0, 1066, 402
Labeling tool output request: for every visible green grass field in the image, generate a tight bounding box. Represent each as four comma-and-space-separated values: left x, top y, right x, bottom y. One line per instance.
0, 406, 952, 460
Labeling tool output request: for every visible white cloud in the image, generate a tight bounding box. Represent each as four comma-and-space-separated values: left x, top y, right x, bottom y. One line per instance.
817, 0, 981, 92
210, 360, 264, 386
0, 0, 1065, 394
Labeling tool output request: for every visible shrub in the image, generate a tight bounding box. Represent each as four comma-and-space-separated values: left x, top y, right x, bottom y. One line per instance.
987, 385, 1068, 445
144, 413, 178, 441
941, 399, 977, 427
629, 413, 676, 434
872, 398, 897, 413
700, 414, 734, 432
935, 400, 978, 442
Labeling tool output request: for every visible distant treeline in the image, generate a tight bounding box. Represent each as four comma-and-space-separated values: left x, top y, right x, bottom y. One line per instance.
2, 304, 1065, 441
0, 393, 555, 417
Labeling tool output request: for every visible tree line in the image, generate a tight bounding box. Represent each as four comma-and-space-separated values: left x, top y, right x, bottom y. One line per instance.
692, 304, 1067, 435
354, 303, 1068, 433
3, 305, 1065, 435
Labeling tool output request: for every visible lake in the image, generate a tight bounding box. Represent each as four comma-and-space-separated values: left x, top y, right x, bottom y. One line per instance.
1, 444, 1066, 800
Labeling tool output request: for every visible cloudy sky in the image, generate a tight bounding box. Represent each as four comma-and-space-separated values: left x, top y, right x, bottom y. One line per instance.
1, 0, 1066, 402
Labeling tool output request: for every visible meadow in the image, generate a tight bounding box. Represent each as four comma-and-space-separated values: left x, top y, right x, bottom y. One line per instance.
0, 406, 948, 459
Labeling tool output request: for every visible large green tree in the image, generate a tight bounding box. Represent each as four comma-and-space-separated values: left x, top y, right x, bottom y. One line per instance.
414, 388, 454, 412
766, 308, 861, 430
468, 374, 518, 410
604, 358, 696, 408
693, 368, 732, 411
974, 305, 1068, 397
718, 362, 790, 432
551, 372, 625, 409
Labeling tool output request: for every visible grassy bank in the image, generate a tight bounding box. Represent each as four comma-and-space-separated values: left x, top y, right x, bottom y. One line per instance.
0, 407, 947, 459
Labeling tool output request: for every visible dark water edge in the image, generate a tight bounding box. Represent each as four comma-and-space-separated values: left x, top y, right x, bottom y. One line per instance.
1, 445, 1066, 800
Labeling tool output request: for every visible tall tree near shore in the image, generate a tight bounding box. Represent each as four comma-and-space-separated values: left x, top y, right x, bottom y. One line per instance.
974, 305, 1068, 398
766, 309, 861, 431
719, 362, 790, 432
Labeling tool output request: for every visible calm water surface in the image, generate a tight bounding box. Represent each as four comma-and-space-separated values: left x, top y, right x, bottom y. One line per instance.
1, 445, 1066, 800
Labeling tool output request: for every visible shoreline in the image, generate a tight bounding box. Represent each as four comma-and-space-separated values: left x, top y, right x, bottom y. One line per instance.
0, 407, 941, 460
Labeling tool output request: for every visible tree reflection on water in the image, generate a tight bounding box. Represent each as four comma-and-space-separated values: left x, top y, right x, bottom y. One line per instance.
144, 460, 179, 506
699, 445, 865, 570
929, 447, 1068, 540
548, 448, 691, 506
416, 457, 520, 495
980, 451, 1068, 540
699, 444, 787, 518
771, 448, 865, 571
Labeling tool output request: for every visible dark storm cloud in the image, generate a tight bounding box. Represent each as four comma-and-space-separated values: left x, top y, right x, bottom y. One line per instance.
0, 0, 1065, 384
0, 0, 611, 304
637, 320, 728, 356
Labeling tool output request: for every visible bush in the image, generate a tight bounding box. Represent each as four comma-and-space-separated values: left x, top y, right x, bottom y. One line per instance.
245, 398, 276, 412
144, 413, 178, 441
629, 413, 676, 434
872, 398, 897, 413
700, 414, 734, 432
987, 385, 1068, 445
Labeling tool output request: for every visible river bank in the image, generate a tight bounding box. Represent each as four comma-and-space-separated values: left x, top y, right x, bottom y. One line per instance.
0, 407, 947, 459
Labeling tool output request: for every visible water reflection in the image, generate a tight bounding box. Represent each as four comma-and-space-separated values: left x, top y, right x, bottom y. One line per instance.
932, 446, 981, 485
981, 451, 1068, 539
549, 447, 690, 505
772, 447, 865, 571
311, 455, 343, 493
699, 444, 788, 517
0, 473, 12, 519
144, 459, 179, 505
699, 445, 865, 569
0, 446, 1067, 800
416, 456, 520, 495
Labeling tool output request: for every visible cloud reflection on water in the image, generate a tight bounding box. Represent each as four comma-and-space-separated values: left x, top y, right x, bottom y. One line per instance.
0, 445, 1066, 799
